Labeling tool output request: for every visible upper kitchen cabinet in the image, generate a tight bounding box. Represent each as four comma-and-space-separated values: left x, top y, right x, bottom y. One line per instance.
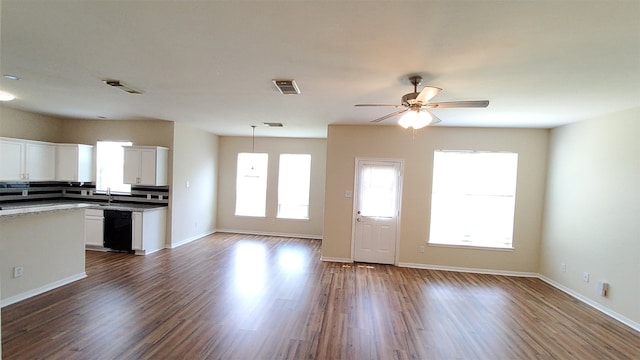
0, 137, 56, 181
56, 144, 94, 182
123, 146, 169, 186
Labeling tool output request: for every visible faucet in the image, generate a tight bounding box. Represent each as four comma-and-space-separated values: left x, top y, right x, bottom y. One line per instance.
106, 187, 112, 205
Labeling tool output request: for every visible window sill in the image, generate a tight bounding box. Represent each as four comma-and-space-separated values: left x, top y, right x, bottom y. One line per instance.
428, 243, 515, 252
276, 217, 310, 222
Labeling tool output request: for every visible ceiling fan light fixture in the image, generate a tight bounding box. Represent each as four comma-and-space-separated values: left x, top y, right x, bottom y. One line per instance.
0, 90, 16, 101
398, 110, 432, 130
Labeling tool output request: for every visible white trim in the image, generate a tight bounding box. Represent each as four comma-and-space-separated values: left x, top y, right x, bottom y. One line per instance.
397, 262, 538, 278
538, 275, 640, 332
215, 229, 322, 240
320, 256, 352, 263
1, 272, 87, 308
168, 230, 217, 248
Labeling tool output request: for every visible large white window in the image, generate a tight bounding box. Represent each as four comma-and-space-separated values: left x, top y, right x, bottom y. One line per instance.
235, 153, 268, 217
277, 154, 311, 219
96, 141, 132, 193
429, 150, 518, 249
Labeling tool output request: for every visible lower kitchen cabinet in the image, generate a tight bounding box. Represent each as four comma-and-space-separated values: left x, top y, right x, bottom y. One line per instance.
84, 209, 104, 247
132, 207, 167, 255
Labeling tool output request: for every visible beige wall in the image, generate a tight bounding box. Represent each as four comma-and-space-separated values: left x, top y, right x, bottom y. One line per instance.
0, 105, 65, 142
217, 136, 326, 238
1, 209, 86, 303
170, 122, 219, 247
59, 118, 173, 148
540, 107, 639, 325
0, 105, 173, 149
322, 125, 549, 273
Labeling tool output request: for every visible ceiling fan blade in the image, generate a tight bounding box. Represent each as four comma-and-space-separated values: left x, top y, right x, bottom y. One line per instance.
355, 104, 402, 107
415, 86, 442, 104
427, 100, 489, 108
423, 110, 442, 125
370, 108, 408, 123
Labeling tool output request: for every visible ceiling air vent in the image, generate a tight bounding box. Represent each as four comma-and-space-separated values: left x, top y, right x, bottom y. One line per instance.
272, 79, 300, 95
103, 79, 143, 94
263, 122, 284, 127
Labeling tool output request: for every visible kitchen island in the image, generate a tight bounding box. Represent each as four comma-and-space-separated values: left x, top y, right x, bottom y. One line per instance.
0, 205, 87, 307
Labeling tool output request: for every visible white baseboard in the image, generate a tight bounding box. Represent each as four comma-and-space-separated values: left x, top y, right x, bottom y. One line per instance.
1, 272, 87, 308
397, 262, 638, 332
538, 275, 640, 332
397, 262, 538, 278
320, 256, 353, 263
216, 228, 322, 240
169, 230, 217, 249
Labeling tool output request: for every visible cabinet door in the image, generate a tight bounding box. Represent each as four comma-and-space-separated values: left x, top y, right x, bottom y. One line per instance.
56, 146, 79, 181
85, 216, 104, 247
138, 148, 157, 185
123, 148, 140, 184
26, 142, 56, 181
0, 139, 24, 180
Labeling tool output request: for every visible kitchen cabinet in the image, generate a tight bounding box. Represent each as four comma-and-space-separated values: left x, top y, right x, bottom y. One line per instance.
123, 146, 168, 186
0, 137, 56, 181
85, 208, 104, 247
132, 207, 167, 255
56, 144, 94, 182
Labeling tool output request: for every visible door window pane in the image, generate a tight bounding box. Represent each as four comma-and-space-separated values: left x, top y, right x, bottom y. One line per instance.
359, 164, 398, 217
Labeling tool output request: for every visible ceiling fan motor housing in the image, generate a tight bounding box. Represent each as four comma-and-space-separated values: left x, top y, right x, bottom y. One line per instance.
402, 92, 421, 106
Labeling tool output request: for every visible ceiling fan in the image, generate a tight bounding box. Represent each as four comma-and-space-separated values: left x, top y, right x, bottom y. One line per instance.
355, 75, 489, 129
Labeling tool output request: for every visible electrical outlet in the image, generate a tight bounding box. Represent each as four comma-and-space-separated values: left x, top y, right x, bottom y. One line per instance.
583, 272, 590, 283
419, 246, 425, 253
13, 266, 24, 278
560, 263, 566, 272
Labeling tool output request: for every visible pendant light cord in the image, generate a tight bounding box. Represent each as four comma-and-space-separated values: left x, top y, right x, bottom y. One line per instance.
251, 125, 256, 153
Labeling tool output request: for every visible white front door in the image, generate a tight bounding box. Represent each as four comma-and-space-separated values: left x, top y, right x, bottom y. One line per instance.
353, 159, 402, 264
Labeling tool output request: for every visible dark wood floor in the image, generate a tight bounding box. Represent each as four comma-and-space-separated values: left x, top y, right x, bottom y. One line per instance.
2, 233, 639, 359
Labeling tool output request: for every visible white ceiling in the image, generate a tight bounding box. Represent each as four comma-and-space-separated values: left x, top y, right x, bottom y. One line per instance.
1, 1, 639, 138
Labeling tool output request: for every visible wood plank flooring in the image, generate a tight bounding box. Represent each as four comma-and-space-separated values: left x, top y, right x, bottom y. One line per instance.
2, 233, 639, 359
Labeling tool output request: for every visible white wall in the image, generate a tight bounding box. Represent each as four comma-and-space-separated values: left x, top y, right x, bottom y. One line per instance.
540, 107, 640, 326
322, 125, 549, 273
217, 136, 326, 238
169, 122, 219, 247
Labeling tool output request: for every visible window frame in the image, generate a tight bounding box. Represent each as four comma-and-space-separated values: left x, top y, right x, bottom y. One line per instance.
95, 140, 132, 194
276, 153, 312, 220
234, 152, 269, 218
428, 150, 519, 250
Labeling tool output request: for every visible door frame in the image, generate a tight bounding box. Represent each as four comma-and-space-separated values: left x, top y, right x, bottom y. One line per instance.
350, 157, 404, 265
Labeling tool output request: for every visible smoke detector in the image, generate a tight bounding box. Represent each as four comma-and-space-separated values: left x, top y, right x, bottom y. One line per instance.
103, 79, 143, 94
272, 79, 300, 95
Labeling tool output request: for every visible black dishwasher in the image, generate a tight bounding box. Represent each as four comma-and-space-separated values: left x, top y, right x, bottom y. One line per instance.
103, 210, 133, 252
